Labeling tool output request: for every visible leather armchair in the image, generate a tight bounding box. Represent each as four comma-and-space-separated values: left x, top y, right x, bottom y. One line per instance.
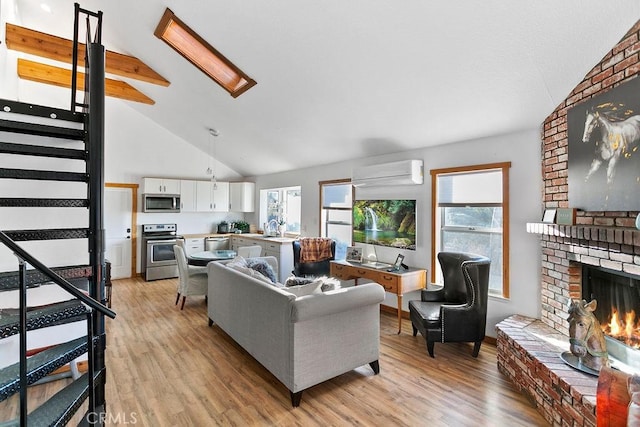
408, 252, 491, 357
292, 240, 336, 277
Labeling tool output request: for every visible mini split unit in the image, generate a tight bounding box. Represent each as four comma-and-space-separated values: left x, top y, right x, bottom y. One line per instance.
352, 159, 424, 187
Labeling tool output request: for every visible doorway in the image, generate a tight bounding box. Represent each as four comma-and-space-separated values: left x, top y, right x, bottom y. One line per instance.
105, 183, 138, 279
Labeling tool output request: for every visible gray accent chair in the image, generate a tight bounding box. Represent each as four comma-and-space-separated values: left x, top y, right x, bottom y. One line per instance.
408, 252, 491, 357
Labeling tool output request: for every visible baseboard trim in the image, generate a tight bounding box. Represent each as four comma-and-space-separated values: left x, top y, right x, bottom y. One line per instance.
380, 304, 410, 319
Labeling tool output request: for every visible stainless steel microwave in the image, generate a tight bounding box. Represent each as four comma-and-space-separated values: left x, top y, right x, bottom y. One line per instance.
143, 194, 180, 213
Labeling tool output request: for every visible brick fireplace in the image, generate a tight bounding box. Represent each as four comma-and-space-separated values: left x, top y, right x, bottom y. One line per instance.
496, 19, 640, 427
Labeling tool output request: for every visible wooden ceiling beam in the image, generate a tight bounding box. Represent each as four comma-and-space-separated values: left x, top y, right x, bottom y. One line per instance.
18, 58, 155, 105
6, 23, 170, 87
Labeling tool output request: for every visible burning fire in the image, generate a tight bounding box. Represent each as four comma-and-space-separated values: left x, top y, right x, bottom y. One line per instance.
602, 308, 640, 349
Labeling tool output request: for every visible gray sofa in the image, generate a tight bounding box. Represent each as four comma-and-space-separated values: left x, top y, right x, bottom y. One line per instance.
207, 256, 385, 406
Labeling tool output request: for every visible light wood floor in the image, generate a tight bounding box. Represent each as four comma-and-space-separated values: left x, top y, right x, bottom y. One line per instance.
1, 276, 548, 426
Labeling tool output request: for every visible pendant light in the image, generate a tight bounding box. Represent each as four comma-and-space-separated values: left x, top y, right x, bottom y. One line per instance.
207, 128, 219, 190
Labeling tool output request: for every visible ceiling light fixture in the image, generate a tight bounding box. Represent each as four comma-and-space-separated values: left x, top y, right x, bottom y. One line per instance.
154, 8, 256, 98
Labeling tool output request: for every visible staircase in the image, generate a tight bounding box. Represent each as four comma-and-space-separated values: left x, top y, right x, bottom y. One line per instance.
0, 4, 116, 426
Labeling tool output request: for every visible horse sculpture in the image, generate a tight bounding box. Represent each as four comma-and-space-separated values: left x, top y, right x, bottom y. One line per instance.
567, 299, 610, 372
581, 110, 640, 184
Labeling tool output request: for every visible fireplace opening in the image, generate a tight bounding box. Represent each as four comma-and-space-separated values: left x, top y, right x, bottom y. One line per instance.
582, 264, 640, 373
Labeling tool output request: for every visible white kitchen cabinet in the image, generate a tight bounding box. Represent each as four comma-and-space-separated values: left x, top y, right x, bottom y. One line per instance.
183, 238, 204, 255
212, 181, 230, 212
143, 178, 180, 194
230, 236, 251, 251
229, 182, 255, 212
196, 181, 229, 212
196, 181, 212, 212
180, 180, 197, 212
260, 239, 294, 283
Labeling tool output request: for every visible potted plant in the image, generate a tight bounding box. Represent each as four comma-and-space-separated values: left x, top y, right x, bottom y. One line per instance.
235, 220, 250, 233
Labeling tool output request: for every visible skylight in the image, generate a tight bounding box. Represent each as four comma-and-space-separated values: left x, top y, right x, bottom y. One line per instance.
154, 8, 256, 98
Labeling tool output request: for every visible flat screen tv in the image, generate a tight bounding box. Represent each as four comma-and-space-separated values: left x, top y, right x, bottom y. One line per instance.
352, 199, 416, 250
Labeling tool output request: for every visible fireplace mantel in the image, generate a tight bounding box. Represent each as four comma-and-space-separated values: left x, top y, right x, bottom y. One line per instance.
526, 222, 640, 246
526, 220, 640, 336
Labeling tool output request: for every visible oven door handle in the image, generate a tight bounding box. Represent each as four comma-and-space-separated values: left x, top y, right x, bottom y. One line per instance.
147, 239, 178, 245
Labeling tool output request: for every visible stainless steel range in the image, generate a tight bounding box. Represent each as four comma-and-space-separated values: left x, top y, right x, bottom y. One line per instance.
141, 223, 181, 281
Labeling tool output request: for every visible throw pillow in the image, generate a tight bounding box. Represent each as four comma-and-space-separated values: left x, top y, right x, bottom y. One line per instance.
226, 256, 248, 269
316, 276, 341, 292
246, 259, 277, 283
284, 275, 342, 292
285, 280, 323, 297
284, 275, 314, 287
230, 265, 273, 284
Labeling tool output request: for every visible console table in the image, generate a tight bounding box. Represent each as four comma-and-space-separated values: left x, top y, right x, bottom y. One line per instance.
330, 260, 427, 334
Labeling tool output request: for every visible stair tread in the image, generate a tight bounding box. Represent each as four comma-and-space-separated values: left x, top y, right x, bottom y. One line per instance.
0, 336, 88, 403
0, 198, 89, 208
0, 142, 87, 160
0, 265, 92, 291
28, 371, 97, 427
0, 98, 85, 123
0, 371, 98, 427
0, 299, 89, 339
0, 119, 85, 140
2, 228, 90, 242
0, 168, 88, 182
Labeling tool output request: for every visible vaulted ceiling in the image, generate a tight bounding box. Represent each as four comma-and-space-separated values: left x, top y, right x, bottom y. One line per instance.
8, 0, 640, 176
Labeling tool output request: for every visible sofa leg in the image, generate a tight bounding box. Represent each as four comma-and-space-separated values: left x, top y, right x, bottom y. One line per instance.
369, 360, 380, 375
290, 390, 303, 407
175, 292, 180, 305
208, 318, 213, 327
472, 341, 482, 357
412, 324, 418, 336
426, 340, 435, 358
180, 297, 186, 310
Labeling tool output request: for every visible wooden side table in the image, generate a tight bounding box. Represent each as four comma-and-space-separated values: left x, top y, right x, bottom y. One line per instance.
330, 260, 426, 334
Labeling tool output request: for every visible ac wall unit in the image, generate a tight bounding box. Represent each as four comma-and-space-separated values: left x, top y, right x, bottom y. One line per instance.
352, 159, 424, 187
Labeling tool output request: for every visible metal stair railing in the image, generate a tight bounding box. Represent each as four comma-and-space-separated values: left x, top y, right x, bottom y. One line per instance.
0, 233, 116, 319
0, 234, 115, 426
0, 3, 113, 425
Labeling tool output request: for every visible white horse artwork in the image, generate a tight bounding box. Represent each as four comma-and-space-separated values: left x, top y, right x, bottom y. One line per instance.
581, 110, 640, 184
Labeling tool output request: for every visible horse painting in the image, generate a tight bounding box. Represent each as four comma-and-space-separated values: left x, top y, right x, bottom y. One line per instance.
581, 110, 640, 184
567, 299, 610, 372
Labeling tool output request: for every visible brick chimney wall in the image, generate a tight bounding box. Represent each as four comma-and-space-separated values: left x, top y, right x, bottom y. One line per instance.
539, 20, 640, 335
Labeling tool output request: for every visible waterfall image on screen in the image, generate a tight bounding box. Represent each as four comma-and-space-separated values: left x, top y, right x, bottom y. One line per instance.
352, 200, 416, 250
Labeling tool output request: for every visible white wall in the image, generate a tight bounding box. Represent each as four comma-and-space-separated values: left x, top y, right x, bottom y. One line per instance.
248, 128, 542, 337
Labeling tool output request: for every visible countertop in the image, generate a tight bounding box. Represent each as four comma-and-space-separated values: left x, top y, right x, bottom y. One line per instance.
181, 233, 296, 243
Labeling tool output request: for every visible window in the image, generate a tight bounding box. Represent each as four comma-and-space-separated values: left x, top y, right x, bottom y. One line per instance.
431, 162, 510, 298
319, 179, 352, 243
260, 186, 301, 234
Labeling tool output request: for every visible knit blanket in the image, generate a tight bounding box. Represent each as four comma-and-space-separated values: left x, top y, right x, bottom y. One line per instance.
299, 237, 333, 263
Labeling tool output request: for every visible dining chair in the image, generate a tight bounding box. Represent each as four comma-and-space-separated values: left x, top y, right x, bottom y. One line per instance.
237, 245, 262, 258
174, 245, 208, 309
